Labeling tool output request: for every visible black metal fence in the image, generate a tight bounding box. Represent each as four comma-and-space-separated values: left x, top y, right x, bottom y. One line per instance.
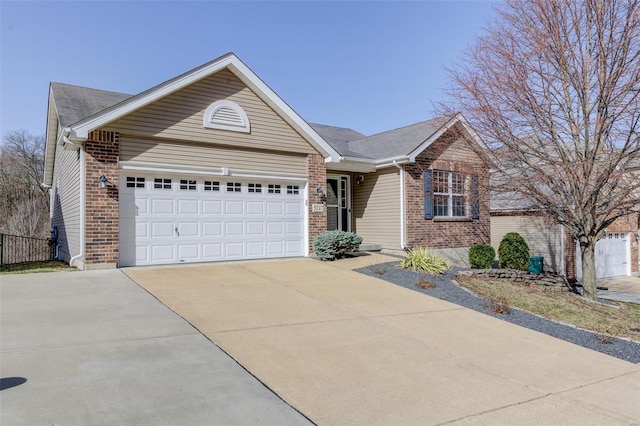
0, 233, 55, 266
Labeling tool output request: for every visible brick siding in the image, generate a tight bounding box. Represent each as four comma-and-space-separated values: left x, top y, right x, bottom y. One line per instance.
307, 154, 327, 253
84, 130, 120, 267
404, 130, 490, 249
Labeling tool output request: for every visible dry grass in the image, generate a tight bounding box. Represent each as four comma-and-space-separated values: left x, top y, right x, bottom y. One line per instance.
0, 260, 75, 275
457, 276, 640, 342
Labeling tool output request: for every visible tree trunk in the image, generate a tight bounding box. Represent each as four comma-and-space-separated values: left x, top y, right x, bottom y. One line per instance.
581, 239, 598, 301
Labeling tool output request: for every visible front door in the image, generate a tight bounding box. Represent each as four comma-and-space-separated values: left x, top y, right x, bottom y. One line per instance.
326, 175, 350, 232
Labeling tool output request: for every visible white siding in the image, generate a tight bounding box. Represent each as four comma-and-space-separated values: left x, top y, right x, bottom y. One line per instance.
352, 168, 401, 249
50, 144, 81, 263
491, 215, 563, 273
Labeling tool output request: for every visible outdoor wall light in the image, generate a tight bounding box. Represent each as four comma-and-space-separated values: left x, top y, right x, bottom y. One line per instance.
356, 175, 364, 185
99, 175, 108, 189
316, 185, 324, 197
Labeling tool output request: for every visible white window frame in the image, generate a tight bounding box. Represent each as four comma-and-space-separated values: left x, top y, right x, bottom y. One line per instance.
433, 171, 467, 218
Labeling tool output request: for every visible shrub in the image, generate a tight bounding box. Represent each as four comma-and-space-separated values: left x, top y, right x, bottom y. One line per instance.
498, 232, 530, 270
312, 230, 362, 261
400, 248, 450, 274
469, 244, 496, 269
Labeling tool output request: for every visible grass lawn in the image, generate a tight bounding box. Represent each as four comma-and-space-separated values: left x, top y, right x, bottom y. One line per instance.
456, 276, 640, 342
0, 260, 75, 274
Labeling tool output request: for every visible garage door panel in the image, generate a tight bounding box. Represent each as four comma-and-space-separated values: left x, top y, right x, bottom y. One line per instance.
247, 202, 265, 215
203, 243, 223, 259
225, 243, 244, 257
151, 222, 175, 238
247, 242, 265, 256
151, 198, 174, 214
267, 241, 284, 255
247, 222, 265, 235
267, 222, 284, 235
203, 222, 222, 236
225, 201, 244, 215
267, 202, 283, 215
120, 175, 305, 266
226, 222, 244, 236
178, 199, 199, 215
285, 202, 302, 215
178, 244, 199, 260
177, 222, 200, 237
203, 200, 222, 215
135, 222, 148, 238
151, 245, 175, 261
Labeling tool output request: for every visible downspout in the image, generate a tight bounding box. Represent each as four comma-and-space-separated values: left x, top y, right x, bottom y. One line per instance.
393, 160, 406, 250
69, 148, 85, 268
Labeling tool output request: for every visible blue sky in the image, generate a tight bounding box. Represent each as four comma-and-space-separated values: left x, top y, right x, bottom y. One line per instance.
1, 1, 497, 138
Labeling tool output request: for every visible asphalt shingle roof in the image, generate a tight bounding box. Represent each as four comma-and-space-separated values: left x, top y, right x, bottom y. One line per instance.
51, 83, 131, 127
50, 82, 456, 162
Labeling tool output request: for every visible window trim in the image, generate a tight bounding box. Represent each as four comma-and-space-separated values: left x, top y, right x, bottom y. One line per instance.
430, 170, 468, 218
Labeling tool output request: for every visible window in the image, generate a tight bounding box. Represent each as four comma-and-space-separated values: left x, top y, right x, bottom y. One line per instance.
227, 182, 242, 193
204, 181, 220, 192
126, 177, 145, 188
248, 183, 262, 193
287, 185, 299, 195
180, 179, 196, 190
268, 184, 281, 194
432, 171, 467, 217
154, 178, 172, 189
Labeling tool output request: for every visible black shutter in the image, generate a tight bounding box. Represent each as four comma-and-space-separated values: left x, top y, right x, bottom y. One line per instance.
471, 174, 479, 219
423, 170, 433, 220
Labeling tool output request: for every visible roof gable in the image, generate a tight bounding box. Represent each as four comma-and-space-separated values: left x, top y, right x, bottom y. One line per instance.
58, 52, 340, 161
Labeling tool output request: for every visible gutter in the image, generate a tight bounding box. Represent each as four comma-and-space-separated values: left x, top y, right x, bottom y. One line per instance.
392, 160, 406, 250
376, 155, 410, 169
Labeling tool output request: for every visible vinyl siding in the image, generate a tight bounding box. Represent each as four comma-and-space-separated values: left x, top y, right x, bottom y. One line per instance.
107, 69, 317, 155
50, 143, 81, 263
352, 168, 401, 249
491, 215, 563, 273
120, 136, 307, 175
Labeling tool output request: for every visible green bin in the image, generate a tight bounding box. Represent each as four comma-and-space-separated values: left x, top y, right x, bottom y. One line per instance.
528, 256, 543, 274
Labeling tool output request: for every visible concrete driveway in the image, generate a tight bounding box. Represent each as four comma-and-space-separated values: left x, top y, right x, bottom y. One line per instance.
124, 256, 640, 425
0, 270, 310, 425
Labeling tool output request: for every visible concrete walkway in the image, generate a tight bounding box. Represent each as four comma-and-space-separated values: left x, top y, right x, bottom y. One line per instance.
0, 270, 310, 425
125, 256, 640, 425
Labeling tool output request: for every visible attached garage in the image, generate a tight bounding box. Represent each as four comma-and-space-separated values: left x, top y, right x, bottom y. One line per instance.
576, 233, 631, 280
119, 174, 306, 266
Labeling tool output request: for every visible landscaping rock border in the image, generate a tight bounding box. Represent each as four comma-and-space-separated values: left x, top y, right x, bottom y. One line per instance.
355, 261, 640, 364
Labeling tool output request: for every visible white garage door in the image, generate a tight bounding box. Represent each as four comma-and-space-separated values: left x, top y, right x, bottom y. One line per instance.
577, 232, 631, 280
119, 174, 306, 266
595, 233, 630, 279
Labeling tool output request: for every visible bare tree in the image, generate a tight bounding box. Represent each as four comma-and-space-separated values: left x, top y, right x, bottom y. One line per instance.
442, 0, 640, 300
0, 130, 49, 237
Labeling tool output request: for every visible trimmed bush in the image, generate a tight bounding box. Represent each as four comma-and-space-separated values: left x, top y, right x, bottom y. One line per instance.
400, 248, 450, 274
312, 230, 362, 261
469, 244, 495, 269
498, 232, 530, 270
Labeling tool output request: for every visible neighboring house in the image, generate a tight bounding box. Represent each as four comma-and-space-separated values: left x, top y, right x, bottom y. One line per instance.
491, 189, 640, 280
43, 53, 489, 270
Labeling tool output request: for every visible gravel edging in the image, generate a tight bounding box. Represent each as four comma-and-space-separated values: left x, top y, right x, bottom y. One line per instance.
355, 261, 640, 364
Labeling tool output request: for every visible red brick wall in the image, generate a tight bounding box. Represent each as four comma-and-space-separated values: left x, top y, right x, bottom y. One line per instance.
564, 228, 577, 279
404, 130, 490, 249
84, 130, 120, 267
307, 154, 327, 253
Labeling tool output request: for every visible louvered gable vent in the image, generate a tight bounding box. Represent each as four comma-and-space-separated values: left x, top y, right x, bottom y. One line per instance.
203, 100, 250, 133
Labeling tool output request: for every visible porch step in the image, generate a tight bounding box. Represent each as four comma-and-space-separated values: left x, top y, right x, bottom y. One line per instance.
359, 243, 382, 252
